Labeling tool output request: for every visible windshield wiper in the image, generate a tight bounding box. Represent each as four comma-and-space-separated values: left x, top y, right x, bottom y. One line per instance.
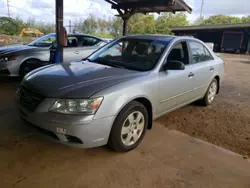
83, 58, 93, 62
99, 61, 125, 69
87, 58, 125, 69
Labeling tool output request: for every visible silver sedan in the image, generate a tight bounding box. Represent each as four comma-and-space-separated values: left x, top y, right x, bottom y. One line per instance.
0, 33, 107, 77
17, 35, 224, 152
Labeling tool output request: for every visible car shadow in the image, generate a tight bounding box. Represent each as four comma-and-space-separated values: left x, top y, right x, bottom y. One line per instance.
0, 77, 21, 83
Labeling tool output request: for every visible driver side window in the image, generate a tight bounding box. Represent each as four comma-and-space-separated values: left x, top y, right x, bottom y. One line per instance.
167, 41, 189, 65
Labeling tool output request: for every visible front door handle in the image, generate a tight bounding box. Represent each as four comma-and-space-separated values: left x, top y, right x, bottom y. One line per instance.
209, 67, 214, 71
75, 51, 79, 54
188, 72, 194, 77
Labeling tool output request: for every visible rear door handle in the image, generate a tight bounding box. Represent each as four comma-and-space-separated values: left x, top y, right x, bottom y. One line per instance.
209, 67, 214, 71
188, 72, 194, 77
75, 51, 79, 54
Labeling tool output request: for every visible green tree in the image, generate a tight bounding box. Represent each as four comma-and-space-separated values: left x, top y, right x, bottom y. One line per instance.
156, 13, 189, 34
75, 14, 98, 34
204, 14, 242, 25
0, 17, 26, 35
26, 18, 54, 34
128, 14, 145, 34
241, 16, 250, 23
109, 17, 122, 38
192, 17, 205, 25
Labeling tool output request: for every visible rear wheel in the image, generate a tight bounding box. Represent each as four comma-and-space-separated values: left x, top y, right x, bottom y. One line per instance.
201, 78, 218, 106
108, 101, 148, 152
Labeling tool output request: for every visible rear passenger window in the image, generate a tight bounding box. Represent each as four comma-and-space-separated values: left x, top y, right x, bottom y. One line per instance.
79, 37, 101, 47
67, 36, 78, 47
189, 41, 213, 63
204, 47, 214, 61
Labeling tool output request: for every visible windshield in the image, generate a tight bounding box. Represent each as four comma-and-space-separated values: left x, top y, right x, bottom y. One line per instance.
87, 38, 169, 71
28, 33, 56, 47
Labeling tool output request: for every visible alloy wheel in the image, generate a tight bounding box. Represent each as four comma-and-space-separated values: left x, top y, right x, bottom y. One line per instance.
121, 111, 145, 146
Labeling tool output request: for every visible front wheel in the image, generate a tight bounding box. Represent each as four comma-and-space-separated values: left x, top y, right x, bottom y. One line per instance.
201, 78, 218, 106
19, 59, 41, 79
108, 101, 148, 152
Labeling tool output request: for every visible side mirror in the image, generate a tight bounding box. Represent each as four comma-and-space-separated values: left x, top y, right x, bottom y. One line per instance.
164, 60, 185, 71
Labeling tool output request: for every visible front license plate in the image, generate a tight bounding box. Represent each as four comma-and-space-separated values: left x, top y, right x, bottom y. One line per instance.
56, 127, 66, 134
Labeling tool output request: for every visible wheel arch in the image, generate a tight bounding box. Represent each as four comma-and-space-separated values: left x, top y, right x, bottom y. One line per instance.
114, 96, 153, 130
19, 58, 42, 75
214, 75, 220, 94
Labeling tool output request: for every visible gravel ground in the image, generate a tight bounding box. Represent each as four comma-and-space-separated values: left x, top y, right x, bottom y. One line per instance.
157, 53, 250, 156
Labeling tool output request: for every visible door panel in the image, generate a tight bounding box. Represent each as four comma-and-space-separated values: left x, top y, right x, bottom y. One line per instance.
157, 66, 197, 116
185, 61, 213, 98
77, 46, 99, 59
187, 41, 216, 97
63, 47, 79, 61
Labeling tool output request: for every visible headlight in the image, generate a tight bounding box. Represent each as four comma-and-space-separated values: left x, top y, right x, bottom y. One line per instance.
49, 97, 103, 115
0, 55, 17, 62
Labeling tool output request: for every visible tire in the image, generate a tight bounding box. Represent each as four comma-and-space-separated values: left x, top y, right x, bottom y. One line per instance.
19, 59, 41, 79
108, 101, 148, 152
201, 78, 218, 106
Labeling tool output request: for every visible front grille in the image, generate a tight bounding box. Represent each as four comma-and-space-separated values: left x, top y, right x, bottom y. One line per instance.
19, 86, 45, 112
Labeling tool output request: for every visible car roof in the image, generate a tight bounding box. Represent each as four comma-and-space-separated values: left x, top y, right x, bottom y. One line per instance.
44, 33, 104, 41
124, 34, 177, 42
68, 33, 104, 40
123, 34, 200, 42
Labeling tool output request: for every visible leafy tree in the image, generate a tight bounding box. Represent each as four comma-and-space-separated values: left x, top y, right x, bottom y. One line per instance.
109, 17, 122, 37
241, 16, 250, 23
193, 17, 205, 25
204, 14, 242, 25
128, 14, 146, 34
26, 18, 54, 34
156, 13, 189, 34
0, 17, 28, 35
75, 14, 98, 34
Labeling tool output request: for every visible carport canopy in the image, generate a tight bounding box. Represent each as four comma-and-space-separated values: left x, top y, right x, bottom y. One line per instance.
55, 0, 192, 62
105, 0, 192, 35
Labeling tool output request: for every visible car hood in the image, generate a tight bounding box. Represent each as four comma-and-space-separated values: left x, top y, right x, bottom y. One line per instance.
22, 61, 148, 98
0, 45, 45, 56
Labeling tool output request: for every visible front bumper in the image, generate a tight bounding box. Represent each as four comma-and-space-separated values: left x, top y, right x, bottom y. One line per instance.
18, 98, 115, 148
0, 60, 19, 76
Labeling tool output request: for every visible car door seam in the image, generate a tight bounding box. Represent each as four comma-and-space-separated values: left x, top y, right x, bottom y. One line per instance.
160, 84, 208, 103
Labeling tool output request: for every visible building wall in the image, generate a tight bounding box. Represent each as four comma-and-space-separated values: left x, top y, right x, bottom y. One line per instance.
173, 27, 250, 53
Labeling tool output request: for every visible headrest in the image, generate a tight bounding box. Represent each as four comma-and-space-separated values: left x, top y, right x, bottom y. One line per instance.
71, 39, 77, 47
168, 49, 182, 61
135, 43, 148, 55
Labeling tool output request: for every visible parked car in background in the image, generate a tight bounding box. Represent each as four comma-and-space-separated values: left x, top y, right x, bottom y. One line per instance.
17, 35, 224, 152
102, 38, 114, 43
0, 33, 107, 77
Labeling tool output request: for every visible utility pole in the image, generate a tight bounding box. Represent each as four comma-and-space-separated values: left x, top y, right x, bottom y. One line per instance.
56, 0, 64, 62
69, 20, 72, 33
7, 0, 10, 17
200, 0, 204, 18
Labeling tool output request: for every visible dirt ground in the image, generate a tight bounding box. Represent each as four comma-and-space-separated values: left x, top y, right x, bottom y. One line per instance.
156, 53, 250, 156
0, 53, 250, 188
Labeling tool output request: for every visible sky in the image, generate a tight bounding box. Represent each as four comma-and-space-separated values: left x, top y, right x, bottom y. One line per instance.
0, 0, 250, 24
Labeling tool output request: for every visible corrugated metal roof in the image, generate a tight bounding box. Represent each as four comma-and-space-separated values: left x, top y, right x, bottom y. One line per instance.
105, 0, 192, 14
172, 23, 250, 31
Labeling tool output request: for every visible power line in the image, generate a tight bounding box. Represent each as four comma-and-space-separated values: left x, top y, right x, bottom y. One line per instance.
200, 0, 204, 18
7, 0, 11, 17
